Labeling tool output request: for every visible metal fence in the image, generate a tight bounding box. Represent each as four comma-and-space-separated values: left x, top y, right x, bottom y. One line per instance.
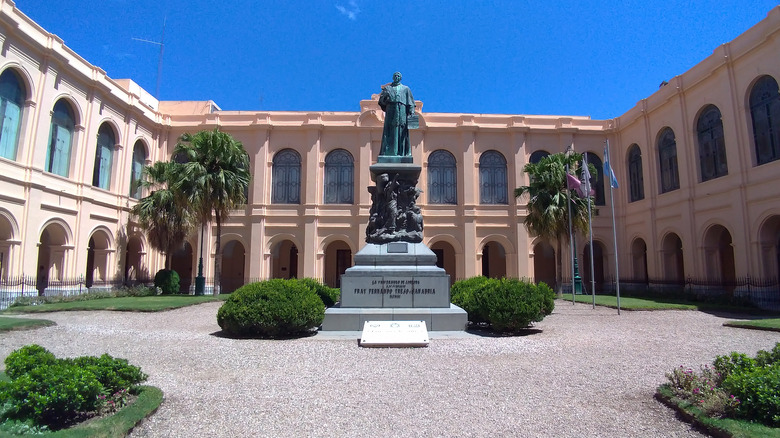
597, 276, 780, 311
0, 276, 152, 310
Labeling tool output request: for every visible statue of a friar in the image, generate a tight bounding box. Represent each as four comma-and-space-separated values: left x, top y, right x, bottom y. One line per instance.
378, 71, 415, 157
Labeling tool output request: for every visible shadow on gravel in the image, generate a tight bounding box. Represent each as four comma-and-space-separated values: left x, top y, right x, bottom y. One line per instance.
465, 325, 543, 338
209, 329, 319, 340
696, 308, 780, 320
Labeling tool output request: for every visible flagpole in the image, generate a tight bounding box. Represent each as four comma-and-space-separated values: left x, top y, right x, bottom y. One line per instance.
606, 140, 621, 315
583, 153, 595, 309
566, 162, 575, 305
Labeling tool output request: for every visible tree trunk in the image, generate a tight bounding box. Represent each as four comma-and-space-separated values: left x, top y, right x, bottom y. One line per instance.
213, 212, 222, 296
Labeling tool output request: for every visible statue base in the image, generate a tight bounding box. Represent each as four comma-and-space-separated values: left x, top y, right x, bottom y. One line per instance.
377, 155, 413, 164
321, 242, 467, 332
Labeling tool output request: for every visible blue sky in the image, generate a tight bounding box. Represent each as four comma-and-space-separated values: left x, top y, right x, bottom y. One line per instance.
13, 0, 780, 118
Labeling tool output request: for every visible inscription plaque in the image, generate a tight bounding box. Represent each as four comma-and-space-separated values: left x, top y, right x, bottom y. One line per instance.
360, 320, 429, 347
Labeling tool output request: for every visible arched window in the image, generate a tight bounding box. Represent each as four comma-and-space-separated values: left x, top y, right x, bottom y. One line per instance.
46, 99, 75, 177
697, 105, 728, 181
479, 150, 508, 205
272, 149, 301, 204
584, 152, 605, 205
0, 69, 25, 161
749, 75, 780, 165
323, 149, 353, 204
129, 140, 146, 199
627, 144, 644, 202
529, 150, 549, 164
658, 128, 680, 193
427, 149, 457, 205
92, 123, 115, 189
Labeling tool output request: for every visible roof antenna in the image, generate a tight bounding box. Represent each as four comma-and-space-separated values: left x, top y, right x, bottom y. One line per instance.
132, 17, 166, 99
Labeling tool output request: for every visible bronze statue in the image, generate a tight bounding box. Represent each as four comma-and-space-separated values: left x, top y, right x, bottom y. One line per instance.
378, 72, 415, 157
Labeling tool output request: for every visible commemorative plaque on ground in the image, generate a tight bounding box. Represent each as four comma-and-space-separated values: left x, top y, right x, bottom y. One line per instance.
359, 320, 429, 347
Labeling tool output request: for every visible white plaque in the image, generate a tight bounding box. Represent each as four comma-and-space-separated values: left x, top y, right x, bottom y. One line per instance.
359, 320, 429, 347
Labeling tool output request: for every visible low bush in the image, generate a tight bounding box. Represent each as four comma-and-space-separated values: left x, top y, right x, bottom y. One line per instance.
154, 269, 181, 295
0, 344, 148, 430
217, 279, 325, 338
713, 352, 755, 380
4, 344, 58, 380
663, 342, 780, 428
451, 277, 555, 332
755, 343, 780, 367
1, 362, 103, 428
450, 276, 491, 323
722, 363, 780, 426
297, 278, 340, 307
68, 354, 148, 394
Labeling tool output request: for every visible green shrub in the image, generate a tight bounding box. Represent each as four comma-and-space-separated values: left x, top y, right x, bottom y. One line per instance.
0, 362, 103, 429
154, 269, 181, 295
450, 276, 492, 323
723, 363, 780, 426
297, 278, 340, 307
67, 354, 148, 394
217, 279, 325, 338
451, 277, 555, 332
4, 344, 57, 380
713, 352, 756, 381
754, 343, 780, 368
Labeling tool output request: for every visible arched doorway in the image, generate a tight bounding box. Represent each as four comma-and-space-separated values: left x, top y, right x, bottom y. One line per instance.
582, 242, 605, 292
36, 223, 70, 295
272, 240, 298, 279
86, 230, 111, 288
430, 240, 456, 284
703, 225, 736, 285
631, 238, 648, 282
481, 242, 506, 279
324, 240, 351, 288
0, 212, 17, 280
124, 235, 145, 282
170, 241, 194, 293
662, 233, 685, 283
758, 215, 780, 279
221, 240, 246, 293
532, 241, 556, 289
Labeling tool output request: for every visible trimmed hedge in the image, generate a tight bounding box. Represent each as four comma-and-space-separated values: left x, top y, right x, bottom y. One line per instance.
216, 279, 325, 338
297, 278, 340, 307
67, 354, 148, 395
451, 277, 555, 332
0, 345, 148, 430
4, 344, 58, 380
153, 269, 180, 295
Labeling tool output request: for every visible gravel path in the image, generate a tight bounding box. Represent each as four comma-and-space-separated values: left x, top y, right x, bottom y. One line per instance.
1, 301, 778, 437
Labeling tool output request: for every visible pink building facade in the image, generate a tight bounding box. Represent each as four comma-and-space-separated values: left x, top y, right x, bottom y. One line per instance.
0, 0, 779, 297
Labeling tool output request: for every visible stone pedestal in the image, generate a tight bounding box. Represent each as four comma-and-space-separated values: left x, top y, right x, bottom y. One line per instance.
321, 158, 468, 332
322, 242, 467, 331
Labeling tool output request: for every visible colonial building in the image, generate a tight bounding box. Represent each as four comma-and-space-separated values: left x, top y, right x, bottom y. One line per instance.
0, 0, 779, 299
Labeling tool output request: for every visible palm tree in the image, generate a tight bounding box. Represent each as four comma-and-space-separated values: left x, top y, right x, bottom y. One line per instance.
514, 152, 594, 294
131, 161, 195, 270
174, 128, 251, 295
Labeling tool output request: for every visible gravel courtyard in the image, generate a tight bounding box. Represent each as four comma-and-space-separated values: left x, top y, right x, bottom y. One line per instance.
1, 301, 778, 437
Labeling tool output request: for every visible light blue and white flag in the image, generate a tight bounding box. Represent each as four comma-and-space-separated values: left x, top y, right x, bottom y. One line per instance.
604, 146, 619, 188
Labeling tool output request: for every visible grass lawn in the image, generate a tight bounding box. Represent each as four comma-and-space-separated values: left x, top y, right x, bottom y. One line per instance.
723, 318, 780, 332
557, 293, 780, 315
0, 316, 56, 331
2, 295, 228, 314
556, 294, 697, 310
